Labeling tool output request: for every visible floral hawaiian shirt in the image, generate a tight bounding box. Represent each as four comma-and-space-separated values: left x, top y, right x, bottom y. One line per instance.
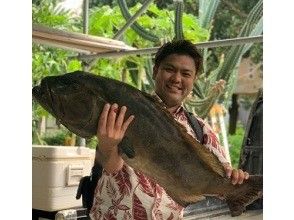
90, 98, 228, 220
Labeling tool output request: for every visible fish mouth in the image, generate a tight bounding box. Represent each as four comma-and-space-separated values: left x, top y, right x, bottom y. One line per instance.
45, 79, 68, 121
32, 76, 98, 138
32, 79, 62, 120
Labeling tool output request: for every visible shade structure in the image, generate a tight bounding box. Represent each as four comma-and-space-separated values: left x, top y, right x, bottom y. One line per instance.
32, 24, 135, 54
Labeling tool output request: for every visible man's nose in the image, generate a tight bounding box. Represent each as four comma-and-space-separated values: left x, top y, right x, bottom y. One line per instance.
170, 71, 181, 82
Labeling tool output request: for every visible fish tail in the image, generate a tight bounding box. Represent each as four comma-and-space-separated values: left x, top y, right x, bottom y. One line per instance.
225, 175, 263, 217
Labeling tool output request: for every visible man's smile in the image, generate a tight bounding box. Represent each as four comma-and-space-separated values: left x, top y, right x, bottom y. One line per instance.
166, 84, 182, 93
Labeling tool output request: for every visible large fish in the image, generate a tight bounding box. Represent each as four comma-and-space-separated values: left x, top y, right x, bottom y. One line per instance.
32, 71, 262, 216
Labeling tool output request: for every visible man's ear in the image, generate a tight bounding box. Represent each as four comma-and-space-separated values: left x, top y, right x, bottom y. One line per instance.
193, 71, 198, 81
193, 74, 198, 81
152, 66, 158, 80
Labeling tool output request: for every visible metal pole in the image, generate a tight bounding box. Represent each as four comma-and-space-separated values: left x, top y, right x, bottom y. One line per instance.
83, 0, 89, 35
113, 0, 154, 40
77, 35, 263, 60
79, 0, 89, 147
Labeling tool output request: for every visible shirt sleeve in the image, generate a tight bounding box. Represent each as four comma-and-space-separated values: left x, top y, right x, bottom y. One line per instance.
195, 116, 229, 164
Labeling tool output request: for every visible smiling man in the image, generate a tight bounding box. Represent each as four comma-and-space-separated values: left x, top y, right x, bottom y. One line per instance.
152, 43, 200, 112
90, 40, 248, 220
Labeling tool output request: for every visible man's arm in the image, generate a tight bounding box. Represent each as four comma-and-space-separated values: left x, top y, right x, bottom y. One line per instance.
95, 103, 134, 174
199, 117, 249, 184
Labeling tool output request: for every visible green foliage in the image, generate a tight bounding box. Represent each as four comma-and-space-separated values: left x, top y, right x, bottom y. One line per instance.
32, 1, 209, 144
32, 1, 260, 149
32, 46, 70, 86
32, 119, 46, 145
32, 0, 81, 29
32, 0, 82, 82
198, 0, 220, 30
87, 3, 209, 89
211, 0, 262, 69
186, 0, 263, 118
40, 128, 71, 146
67, 59, 82, 72
88, 3, 208, 46
182, 13, 209, 42
86, 137, 98, 149
248, 43, 263, 65
33, 1, 209, 89
228, 123, 245, 168
32, 0, 83, 118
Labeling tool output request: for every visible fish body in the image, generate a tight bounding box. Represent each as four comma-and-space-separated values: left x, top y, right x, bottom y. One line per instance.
32, 71, 262, 216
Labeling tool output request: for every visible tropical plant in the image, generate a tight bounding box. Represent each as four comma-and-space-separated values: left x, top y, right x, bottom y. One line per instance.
41, 128, 71, 146
32, 1, 209, 144
32, 1, 262, 149
86, 3, 209, 88
212, 0, 262, 66
32, 0, 84, 143
184, 0, 263, 118
228, 123, 245, 168
32, 0, 82, 87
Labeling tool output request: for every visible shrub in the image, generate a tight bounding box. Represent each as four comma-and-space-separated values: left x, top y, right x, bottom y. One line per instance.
41, 129, 70, 146
228, 123, 245, 168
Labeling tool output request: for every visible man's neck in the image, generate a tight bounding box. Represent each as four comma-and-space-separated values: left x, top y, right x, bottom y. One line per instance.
166, 105, 181, 114
152, 92, 184, 114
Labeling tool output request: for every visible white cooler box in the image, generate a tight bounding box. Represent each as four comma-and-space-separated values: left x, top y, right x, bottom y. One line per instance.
32, 145, 95, 211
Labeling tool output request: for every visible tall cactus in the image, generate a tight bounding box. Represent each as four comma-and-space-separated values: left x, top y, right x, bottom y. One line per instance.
174, 0, 184, 40
216, 0, 263, 82
199, 0, 220, 29
185, 0, 221, 118
198, 0, 220, 76
117, 0, 159, 42
215, 0, 262, 108
187, 0, 263, 118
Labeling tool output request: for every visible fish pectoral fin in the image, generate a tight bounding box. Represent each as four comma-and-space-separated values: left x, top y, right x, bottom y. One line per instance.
182, 195, 206, 205
192, 195, 206, 202
118, 137, 135, 158
225, 175, 263, 217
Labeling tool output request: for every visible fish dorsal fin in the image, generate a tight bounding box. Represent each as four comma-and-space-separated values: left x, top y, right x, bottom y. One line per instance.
181, 130, 226, 178
142, 93, 226, 178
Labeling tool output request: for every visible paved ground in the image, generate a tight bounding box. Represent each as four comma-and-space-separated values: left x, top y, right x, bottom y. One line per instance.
184, 209, 262, 220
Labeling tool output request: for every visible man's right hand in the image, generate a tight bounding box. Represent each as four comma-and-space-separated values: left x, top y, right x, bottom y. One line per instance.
96, 103, 134, 173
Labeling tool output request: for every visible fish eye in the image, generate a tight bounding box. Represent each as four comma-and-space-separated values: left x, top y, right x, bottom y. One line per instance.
52, 82, 80, 95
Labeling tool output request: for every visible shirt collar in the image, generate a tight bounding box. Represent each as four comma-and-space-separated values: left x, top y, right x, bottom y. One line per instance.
151, 92, 184, 115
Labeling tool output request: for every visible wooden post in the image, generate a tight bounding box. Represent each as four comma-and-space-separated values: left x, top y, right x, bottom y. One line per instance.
229, 94, 239, 135
40, 116, 46, 135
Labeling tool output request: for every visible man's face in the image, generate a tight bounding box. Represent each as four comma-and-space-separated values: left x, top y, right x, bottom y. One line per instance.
153, 54, 197, 108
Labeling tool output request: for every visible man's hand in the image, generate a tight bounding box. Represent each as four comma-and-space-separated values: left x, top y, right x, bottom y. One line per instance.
96, 103, 134, 173
223, 163, 249, 185
97, 103, 134, 152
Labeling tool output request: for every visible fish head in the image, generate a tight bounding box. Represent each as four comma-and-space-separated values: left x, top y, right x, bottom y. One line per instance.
32, 73, 104, 138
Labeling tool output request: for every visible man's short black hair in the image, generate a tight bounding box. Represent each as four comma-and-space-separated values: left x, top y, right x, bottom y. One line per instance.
154, 39, 203, 74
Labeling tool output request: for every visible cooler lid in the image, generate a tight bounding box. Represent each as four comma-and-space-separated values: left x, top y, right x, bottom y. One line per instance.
32, 145, 95, 159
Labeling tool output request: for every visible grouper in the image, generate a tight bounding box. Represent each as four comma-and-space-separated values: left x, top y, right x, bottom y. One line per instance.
32, 71, 262, 216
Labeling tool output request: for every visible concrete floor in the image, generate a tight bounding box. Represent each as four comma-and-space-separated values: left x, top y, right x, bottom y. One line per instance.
184, 209, 263, 220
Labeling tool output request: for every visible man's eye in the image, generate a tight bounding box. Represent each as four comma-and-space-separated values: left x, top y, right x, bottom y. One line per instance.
165, 68, 173, 72
183, 72, 191, 77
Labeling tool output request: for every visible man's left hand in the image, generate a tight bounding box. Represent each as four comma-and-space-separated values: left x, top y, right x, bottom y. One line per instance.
223, 163, 249, 185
